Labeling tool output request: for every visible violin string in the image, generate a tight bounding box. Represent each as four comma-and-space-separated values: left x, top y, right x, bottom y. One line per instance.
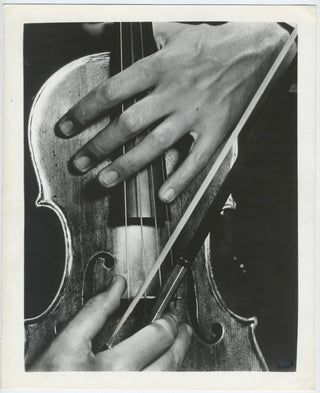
130, 23, 147, 299
139, 22, 162, 289
120, 23, 130, 299
161, 155, 174, 270
144, 29, 173, 270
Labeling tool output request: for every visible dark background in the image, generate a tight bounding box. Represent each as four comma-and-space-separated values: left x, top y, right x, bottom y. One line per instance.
24, 23, 297, 371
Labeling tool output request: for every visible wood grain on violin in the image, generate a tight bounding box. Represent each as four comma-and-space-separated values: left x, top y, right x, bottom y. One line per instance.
24, 22, 297, 371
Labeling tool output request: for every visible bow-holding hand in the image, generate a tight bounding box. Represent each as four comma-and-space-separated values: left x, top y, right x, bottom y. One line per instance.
29, 275, 192, 371
56, 22, 289, 203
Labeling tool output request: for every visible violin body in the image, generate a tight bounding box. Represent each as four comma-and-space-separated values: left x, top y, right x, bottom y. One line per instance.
25, 50, 267, 371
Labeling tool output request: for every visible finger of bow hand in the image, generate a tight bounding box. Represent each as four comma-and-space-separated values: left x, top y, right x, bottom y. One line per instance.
143, 324, 193, 371
56, 56, 158, 138
94, 313, 179, 371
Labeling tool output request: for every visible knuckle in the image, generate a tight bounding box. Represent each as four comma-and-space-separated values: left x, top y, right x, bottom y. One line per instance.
277, 25, 289, 44
275, 27, 292, 55
137, 56, 161, 82
179, 69, 197, 89
88, 138, 106, 160
119, 110, 140, 134
150, 128, 169, 150
255, 24, 290, 61
119, 154, 136, 173
269, 23, 290, 47
193, 150, 210, 169
100, 81, 120, 103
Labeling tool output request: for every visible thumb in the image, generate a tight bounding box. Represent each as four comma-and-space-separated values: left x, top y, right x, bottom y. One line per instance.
152, 22, 187, 49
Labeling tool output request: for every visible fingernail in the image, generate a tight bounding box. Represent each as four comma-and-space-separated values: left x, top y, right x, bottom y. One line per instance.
100, 171, 119, 187
162, 188, 175, 203
73, 155, 92, 172
55, 116, 75, 138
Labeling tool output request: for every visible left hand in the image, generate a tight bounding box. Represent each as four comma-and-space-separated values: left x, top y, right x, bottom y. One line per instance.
56, 22, 289, 203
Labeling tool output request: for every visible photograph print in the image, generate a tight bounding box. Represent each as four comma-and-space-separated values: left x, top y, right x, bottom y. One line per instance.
24, 21, 298, 372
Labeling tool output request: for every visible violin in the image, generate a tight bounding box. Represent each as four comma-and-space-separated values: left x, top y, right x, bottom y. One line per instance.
25, 22, 297, 371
